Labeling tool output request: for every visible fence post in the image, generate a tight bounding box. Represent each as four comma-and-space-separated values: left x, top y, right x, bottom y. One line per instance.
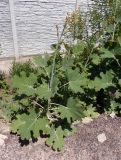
9, 0, 19, 59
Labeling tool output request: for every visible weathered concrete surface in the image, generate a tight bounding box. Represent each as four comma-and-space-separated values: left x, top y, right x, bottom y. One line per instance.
14, 0, 75, 56
0, 0, 76, 57
0, 0, 90, 58
0, 0, 14, 57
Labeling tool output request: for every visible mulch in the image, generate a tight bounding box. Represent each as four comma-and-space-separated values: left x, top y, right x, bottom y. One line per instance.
0, 114, 121, 160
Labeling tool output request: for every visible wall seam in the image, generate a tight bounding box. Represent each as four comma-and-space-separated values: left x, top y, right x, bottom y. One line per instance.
9, 0, 19, 59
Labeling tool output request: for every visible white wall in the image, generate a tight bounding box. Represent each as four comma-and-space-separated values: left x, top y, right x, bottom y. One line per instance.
0, 0, 90, 58
0, 0, 14, 57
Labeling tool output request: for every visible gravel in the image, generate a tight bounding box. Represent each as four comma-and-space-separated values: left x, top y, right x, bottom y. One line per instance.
1, 115, 121, 160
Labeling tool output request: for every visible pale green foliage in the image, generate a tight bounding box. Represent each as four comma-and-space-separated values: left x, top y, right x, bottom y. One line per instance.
46, 126, 65, 150
36, 84, 51, 100
11, 109, 50, 139
72, 42, 86, 55
84, 105, 99, 118
89, 71, 115, 91
12, 72, 37, 96
45, 126, 75, 150
56, 98, 85, 123
10, 30, 121, 150
91, 48, 115, 65
11, 52, 87, 150
109, 101, 121, 113
67, 69, 88, 93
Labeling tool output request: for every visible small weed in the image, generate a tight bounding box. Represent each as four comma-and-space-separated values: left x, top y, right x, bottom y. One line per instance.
10, 60, 37, 77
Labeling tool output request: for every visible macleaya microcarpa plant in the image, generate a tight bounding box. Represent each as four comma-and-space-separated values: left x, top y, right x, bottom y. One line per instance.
2, 0, 121, 151
10, 36, 99, 151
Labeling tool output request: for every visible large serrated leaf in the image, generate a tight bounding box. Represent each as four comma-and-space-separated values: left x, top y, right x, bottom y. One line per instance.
45, 126, 65, 151
45, 126, 76, 150
91, 54, 101, 65
116, 16, 121, 23
106, 101, 121, 114
67, 69, 88, 93
91, 48, 115, 65
51, 77, 59, 96
84, 105, 99, 118
118, 36, 121, 46
72, 41, 86, 55
36, 83, 52, 100
34, 55, 48, 68
88, 71, 115, 91
62, 56, 74, 70
56, 98, 84, 123
12, 72, 37, 96
63, 127, 76, 137
99, 48, 115, 59
34, 55, 51, 77
11, 109, 50, 140
115, 90, 121, 99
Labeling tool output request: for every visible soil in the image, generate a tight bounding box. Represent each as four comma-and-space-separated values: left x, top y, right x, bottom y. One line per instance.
0, 114, 121, 160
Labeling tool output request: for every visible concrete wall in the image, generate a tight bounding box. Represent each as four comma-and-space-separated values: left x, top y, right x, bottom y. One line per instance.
0, 0, 14, 57
0, 0, 90, 58
14, 0, 75, 56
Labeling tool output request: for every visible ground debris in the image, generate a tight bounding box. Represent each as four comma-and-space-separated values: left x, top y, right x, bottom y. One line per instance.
0, 133, 8, 146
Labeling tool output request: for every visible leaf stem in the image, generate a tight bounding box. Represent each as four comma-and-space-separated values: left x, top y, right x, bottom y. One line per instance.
112, 0, 118, 41
48, 25, 67, 109
60, 82, 70, 88
50, 102, 66, 108
32, 100, 45, 110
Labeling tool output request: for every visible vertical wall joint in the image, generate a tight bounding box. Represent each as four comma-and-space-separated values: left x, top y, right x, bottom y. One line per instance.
9, 0, 19, 59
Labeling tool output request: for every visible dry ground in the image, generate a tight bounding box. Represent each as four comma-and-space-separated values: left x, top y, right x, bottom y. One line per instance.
0, 115, 121, 160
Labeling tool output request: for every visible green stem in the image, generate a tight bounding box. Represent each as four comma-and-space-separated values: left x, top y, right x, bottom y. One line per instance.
60, 82, 70, 89
32, 100, 45, 110
49, 25, 66, 90
112, 0, 118, 41
84, 47, 94, 69
49, 52, 57, 90
48, 25, 66, 109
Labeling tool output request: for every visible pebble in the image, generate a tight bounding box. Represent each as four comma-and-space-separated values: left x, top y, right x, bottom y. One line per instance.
0, 134, 8, 146
97, 133, 107, 143
110, 112, 116, 119
82, 117, 93, 124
